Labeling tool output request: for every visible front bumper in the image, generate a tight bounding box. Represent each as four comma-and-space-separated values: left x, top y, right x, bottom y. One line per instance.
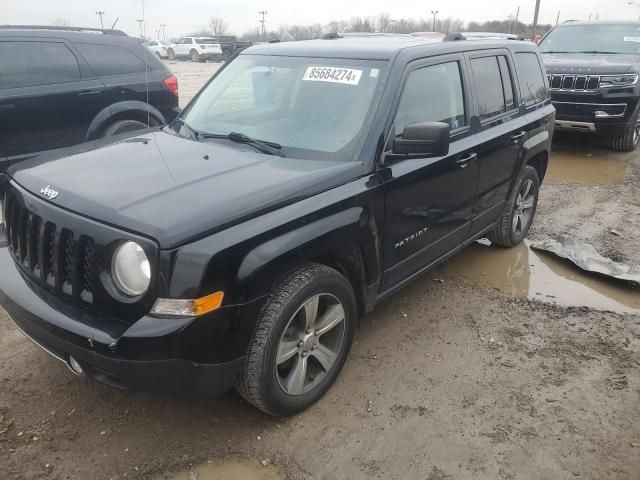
550, 88, 639, 134
0, 247, 248, 396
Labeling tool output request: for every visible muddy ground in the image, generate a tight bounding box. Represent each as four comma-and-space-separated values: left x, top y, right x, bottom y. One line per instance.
1, 62, 639, 480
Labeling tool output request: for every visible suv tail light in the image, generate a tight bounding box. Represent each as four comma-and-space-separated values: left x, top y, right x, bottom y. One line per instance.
232, 42, 236, 49
200, 44, 206, 50
163, 75, 178, 97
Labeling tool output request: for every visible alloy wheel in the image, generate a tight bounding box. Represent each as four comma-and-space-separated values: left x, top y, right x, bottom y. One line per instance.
512, 179, 535, 235
276, 293, 346, 396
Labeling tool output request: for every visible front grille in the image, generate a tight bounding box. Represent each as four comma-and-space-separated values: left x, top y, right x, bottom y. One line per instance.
5, 195, 96, 304
547, 74, 600, 91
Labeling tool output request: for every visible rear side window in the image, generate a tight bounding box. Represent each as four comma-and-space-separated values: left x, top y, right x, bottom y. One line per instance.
394, 61, 466, 134
75, 43, 147, 77
470, 56, 507, 120
0, 41, 80, 89
514, 52, 547, 106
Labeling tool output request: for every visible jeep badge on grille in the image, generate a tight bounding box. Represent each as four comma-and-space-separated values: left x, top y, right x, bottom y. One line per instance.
40, 185, 59, 200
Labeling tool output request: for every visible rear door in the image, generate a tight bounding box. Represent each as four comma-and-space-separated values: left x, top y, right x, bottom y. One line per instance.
0, 38, 109, 163
381, 56, 480, 290
465, 50, 531, 236
74, 42, 155, 111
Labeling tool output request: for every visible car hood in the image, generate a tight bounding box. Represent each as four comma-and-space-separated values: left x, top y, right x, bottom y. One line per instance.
541, 52, 640, 75
8, 129, 361, 249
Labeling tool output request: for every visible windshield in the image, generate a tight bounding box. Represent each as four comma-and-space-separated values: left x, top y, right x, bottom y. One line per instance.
180, 55, 387, 161
196, 38, 220, 45
540, 24, 640, 54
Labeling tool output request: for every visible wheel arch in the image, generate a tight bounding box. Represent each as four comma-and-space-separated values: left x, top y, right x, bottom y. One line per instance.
85, 101, 167, 141
231, 207, 381, 317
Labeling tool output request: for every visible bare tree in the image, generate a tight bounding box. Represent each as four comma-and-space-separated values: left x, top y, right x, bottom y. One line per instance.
52, 18, 71, 27
377, 12, 392, 33
209, 16, 229, 35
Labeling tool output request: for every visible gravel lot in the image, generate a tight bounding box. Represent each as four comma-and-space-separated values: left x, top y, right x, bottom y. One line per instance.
1, 61, 639, 480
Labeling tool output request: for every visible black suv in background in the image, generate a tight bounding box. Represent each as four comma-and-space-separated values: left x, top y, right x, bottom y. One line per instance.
0, 26, 180, 171
539, 21, 640, 150
0, 34, 553, 416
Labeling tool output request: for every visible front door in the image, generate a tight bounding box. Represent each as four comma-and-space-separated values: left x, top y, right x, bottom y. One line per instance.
381, 57, 480, 290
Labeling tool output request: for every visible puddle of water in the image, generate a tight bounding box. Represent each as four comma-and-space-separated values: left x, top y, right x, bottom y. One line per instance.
445, 242, 640, 315
546, 149, 628, 186
168, 460, 282, 480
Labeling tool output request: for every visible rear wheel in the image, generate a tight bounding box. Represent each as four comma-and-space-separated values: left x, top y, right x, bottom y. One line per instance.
167, 48, 175, 60
102, 119, 148, 137
487, 165, 540, 247
235, 263, 356, 416
190, 49, 200, 62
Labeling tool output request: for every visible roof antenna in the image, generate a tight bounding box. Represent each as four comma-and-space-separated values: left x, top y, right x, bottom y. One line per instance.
141, 0, 150, 127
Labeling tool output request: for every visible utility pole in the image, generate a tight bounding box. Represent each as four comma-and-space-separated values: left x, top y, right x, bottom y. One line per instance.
532, 0, 541, 37
507, 14, 514, 34
259, 10, 268, 41
95, 11, 105, 29
555, 10, 560, 25
431, 10, 439, 31
160, 24, 167, 40
136, 18, 144, 38
515, 6, 520, 30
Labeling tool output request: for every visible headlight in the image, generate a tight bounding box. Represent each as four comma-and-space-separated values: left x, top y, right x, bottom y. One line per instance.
599, 74, 638, 87
111, 241, 151, 297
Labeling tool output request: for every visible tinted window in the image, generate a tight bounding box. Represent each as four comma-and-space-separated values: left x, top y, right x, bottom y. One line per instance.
0, 41, 80, 89
514, 52, 547, 105
196, 38, 219, 44
539, 24, 640, 54
394, 61, 466, 135
75, 43, 147, 76
471, 56, 506, 120
498, 56, 515, 110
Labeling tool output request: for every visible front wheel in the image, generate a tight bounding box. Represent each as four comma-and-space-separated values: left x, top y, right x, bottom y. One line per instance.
611, 120, 640, 152
167, 48, 175, 60
235, 263, 356, 416
487, 165, 540, 247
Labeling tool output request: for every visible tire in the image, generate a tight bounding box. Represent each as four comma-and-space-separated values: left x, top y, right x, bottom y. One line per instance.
155, 51, 162, 59
487, 165, 540, 247
611, 116, 640, 152
190, 49, 199, 62
235, 263, 356, 416
167, 48, 175, 60
102, 119, 148, 137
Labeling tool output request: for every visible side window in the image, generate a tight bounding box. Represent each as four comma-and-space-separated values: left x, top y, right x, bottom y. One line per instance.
514, 52, 547, 106
75, 43, 147, 76
394, 61, 466, 135
470, 56, 507, 120
0, 41, 80, 89
498, 56, 515, 110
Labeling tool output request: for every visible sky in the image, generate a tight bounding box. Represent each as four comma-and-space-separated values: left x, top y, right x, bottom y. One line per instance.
2, 0, 639, 39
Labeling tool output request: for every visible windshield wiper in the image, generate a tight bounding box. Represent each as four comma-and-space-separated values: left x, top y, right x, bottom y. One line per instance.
200, 132, 283, 156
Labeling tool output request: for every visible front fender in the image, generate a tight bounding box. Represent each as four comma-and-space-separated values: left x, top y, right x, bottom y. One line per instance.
85, 101, 167, 141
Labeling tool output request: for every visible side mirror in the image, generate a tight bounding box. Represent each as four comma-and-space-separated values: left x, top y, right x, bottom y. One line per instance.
392, 121, 450, 157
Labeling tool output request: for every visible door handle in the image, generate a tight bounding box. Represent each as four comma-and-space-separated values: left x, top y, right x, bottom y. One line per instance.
76, 89, 102, 97
511, 131, 527, 142
456, 152, 477, 169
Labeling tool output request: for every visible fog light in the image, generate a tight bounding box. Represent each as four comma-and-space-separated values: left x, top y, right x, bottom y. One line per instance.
67, 356, 84, 375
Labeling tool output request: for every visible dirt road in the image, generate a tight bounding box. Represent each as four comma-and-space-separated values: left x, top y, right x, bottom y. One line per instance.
1, 63, 639, 480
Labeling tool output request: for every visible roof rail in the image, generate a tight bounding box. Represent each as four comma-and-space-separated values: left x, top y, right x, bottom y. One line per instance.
0, 25, 128, 36
444, 32, 526, 41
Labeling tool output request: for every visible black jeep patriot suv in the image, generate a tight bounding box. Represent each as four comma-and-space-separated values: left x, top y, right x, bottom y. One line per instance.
0, 34, 554, 416
539, 21, 640, 150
